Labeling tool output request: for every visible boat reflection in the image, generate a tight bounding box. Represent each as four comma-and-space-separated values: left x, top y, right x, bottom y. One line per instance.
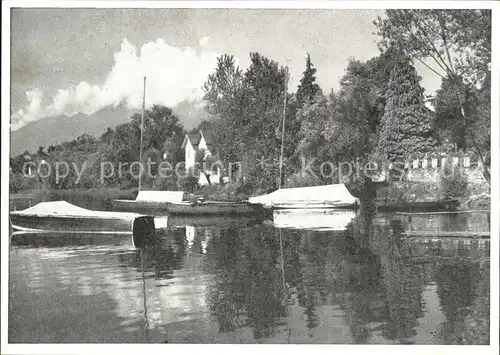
270, 209, 357, 231
10, 231, 136, 249
154, 214, 266, 230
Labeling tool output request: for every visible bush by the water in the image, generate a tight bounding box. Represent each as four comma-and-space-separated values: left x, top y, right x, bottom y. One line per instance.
193, 181, 250, 202
178, 176, 199, 193
376, 181, 439, 203
283, 172, 322, 189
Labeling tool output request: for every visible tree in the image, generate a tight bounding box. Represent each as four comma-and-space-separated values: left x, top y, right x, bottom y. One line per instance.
97, 105, 184, 188
296, 50, 395, 190
297, 93, 332, 160
374, 9, 491, 183
433, 77, 468, 150
202, 54, 245, 163
377, 54, 438, 165
433, 73, 490, 154
203, 52, 288, 192
296, 53, 322, 105
130, 105, 184, 154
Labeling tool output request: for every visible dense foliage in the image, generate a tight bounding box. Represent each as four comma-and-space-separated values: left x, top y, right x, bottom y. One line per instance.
374, 9, 491, 183
378, 54, 438, 163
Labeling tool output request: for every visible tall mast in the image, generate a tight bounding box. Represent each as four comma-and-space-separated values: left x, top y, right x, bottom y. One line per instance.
278, 66, 288, 189
138, 76, 146, 191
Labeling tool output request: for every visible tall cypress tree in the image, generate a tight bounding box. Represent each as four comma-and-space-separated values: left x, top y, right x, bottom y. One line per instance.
296, 53, 322, 105
378, 55, 438, 163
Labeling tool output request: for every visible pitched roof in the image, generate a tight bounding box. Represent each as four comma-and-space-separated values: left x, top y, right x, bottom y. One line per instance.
200, 130, 216, 146
187, 132, 201, 146
182, 130, 217, 150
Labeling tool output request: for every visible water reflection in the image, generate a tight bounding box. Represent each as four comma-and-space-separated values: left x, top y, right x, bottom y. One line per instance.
9, 206, 490, 344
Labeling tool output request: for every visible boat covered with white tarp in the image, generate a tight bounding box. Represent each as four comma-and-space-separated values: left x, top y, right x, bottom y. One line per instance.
248, 184, 359, 210
10, 201, 155, 238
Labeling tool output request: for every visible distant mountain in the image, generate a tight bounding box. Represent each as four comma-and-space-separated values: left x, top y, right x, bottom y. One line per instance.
171, 99, 210, 130
10, 101, 211, 156
10, 104, 137, 156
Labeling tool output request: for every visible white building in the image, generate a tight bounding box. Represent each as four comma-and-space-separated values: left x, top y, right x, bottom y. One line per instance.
181, 130, 221, 186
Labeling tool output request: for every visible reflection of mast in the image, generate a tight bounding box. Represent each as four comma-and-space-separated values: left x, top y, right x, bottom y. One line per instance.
278, 228, 291, 343
140, 249, 150, 340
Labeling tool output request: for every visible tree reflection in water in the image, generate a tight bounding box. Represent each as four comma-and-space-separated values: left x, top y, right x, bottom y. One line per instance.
203, 225, 287, 339
435, 259, 483, 344
115, 202, 489, 344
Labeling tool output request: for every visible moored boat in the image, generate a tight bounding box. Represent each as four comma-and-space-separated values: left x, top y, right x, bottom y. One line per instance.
9, 201, 155, 238
111, 190, 184, 213
164, 200, 268, 216
374, 199, 460, 212
249, 184, 360, 210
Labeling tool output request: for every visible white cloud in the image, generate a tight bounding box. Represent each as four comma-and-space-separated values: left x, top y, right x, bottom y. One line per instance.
11, 89, 43, 130
11, 38, 221, 130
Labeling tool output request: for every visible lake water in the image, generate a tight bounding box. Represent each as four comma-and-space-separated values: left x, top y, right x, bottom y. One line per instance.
8, 199, 490, 344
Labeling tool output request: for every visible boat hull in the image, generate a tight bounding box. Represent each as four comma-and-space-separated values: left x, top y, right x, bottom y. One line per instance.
9, 201, 156, 248
375, 199, 460, 212
10, 214, 135, 233
165, 201, 266, 215
112, 199, 268, 216
112, 199, 170, 214
270, 202, 358, 210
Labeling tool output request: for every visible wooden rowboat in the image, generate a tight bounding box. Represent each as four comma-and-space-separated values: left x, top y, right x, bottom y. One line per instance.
111, 190, 185, 214
269, 200, 359, 210
374, 199, 460, 212
111, 199, 171, 213
164, 200, 268, 216
9, 201, 155, 246
113, 199, 267, 216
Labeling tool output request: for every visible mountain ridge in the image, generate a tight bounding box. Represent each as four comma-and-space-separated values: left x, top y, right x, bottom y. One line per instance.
10, 101, 207, 156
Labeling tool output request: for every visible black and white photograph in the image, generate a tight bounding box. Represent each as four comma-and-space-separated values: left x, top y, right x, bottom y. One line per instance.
1, 1, 498, 353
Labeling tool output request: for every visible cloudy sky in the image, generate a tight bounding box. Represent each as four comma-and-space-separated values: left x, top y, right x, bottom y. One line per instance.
10, 8, 442, 131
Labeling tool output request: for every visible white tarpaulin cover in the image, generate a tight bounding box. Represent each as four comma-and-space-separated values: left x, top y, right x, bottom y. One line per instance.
11, 201, 139, 219
272, 209, 356, 231
135, 191, 184, 203
248, 184, 358, 207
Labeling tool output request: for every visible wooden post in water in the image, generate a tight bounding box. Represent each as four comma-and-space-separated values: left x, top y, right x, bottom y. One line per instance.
138, 76, 146, 191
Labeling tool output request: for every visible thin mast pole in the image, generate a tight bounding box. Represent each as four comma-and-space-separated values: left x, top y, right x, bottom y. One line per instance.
279, 66, 288, 189
139, 76, 146, 191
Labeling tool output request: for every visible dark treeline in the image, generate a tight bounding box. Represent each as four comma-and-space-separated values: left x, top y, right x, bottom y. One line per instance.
10, 10, 491, 195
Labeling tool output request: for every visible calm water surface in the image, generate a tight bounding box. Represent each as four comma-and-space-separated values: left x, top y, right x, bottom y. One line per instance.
9, 200, 490, 344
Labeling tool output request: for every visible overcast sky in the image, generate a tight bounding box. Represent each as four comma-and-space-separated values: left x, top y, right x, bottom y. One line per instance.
10, 8, 442, 131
